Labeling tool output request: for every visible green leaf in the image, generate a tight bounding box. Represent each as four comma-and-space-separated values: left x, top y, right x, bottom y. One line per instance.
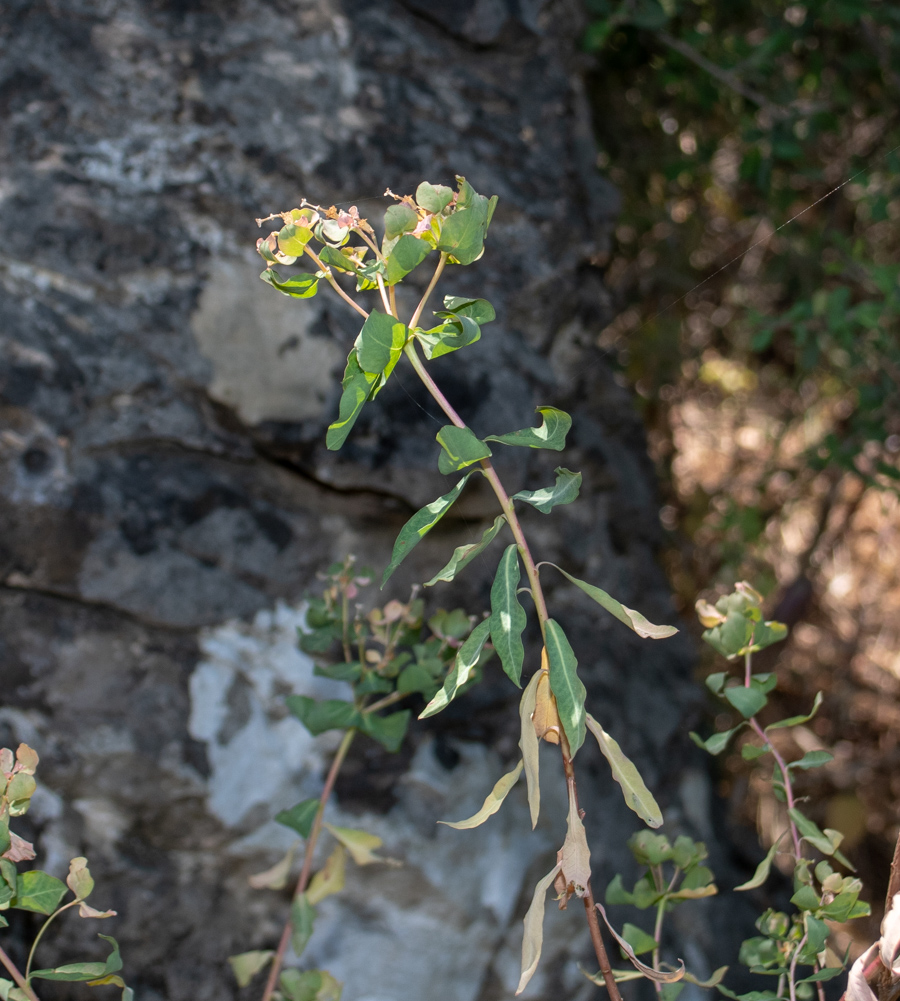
490, 545, 527, 687
705, 672, 728, 695
791, 885, 820, 911
512, 468, 582, 514
788, 809, 851, 865
518, 670, 542, 829
275, 799, 320, 839
228, 951, 274, 988
12, 870, 67, 915
586, 714, 662, 828
436, 181, 492, 265
439, 759, 523, 829
385, 235, 431, 285
546, 620, 587, 755
516, 863, 562, 995
259, 268, 319, 298
441, 296, 496, 324
689, 724, 744, 755
381, 472, 477, 586
416, 181, 453, 214
285, 697, 362, 736
355, 310, 408, 376
280, 969, 343, 1001
326, 351, 379, 450
384, 203, 418, 240
424, 515, 507, 586
31, 935, 122, 982
396, 663, 438, 696
361, 710, 410, 753
735, 841, 780, 891
766, 692, 824, 730
485, 407, 572, 451
797, 968, 845, 984
545, 564, 678, 639
436, 425, 492, 474
605, 873, 635, 906
420, 619, 491, 718
317, 245, 360, 273
788, 750, 834, 771
742, 742, 770, 761
621, 923, 658, 957
416, 316, 481, 360
291, 893, 316, 957
724, 686, 768, 719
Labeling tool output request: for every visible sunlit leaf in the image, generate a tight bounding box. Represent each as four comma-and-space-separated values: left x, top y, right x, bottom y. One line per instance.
326, 351, 379, 450
490, 545, 527, 687
485, 407, 571, 451
585, 714, 662, 828
420, 618, 491, 718
515, 863, 562, 995
441, 296, 496, 324
416, 316, 481, 360
385, 235, 431, 284
384, 203, 418, 240
545, 620, 586, 755
436, 425, 492, 474
355, 310, 408, 376
439, 760, 523, 829
512, 468, 582, 514
424, 515, 507, 586
260, 268, 319, 298
416, 182, 453, 214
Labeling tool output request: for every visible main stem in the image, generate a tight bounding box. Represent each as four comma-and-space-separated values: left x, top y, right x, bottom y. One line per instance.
261, 728, 356, 1001
0, 945, 40, 1001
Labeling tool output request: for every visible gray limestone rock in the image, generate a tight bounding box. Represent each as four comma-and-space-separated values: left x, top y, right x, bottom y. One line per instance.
0, 1, 752, 999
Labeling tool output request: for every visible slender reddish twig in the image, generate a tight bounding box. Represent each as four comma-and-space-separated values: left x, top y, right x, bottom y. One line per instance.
0, 945, 41, 1001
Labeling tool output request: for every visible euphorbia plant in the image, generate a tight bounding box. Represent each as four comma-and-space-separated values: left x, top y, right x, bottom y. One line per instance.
252, 177, 682, 999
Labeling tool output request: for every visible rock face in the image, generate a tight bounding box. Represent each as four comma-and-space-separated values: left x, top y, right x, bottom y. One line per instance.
0, 2, 739, 999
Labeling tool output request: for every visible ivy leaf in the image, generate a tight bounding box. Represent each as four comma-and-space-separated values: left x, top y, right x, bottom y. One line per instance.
12, 870, 67, 915
228, 951, 274, 989
545, 564, 678, 638
285, 697, 362, 735
275, 799, 320, 839
518, 670, 542, 829
416, 181, 453, 213
515, 863, 562, 995
425, 515, 507, 586
485, 407, 572, 451
585, 714, 663, 828
384, 203, 418, 240
545, 620, 587, 755
382, 472, 478, 586
326, 351, 379, 450
436, 425, 492, 474
490, 545, 527, 687
31, 935, 123, 982
361, 710, 410, 753
420, 618, 491, 718
439, 759, 523, 829
513, 468, 582, 514
385, 235, 431, 285
355, 310, 408, 377
441, 296, 496, 324
259, 268, 319, 298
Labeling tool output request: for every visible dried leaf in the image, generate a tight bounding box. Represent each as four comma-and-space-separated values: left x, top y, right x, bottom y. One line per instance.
846, 944, 879, 1001
66, 857, 94, 901
557, 785, 591, 898
516, 863, 562, 995
882, 892, 900, 975
585, 714, 663, 829
248, 844, 297, 891
323, 824, 400, 867
2, 832, 35, 863
439, 760, 523, 830
532, 666, 561, 744
306, 845, 347, 905
518, 669, 541, 829
595, 902, 685, 983
78, 903, 116, 919
683, 967, 729, 988
15, 745, 38, 775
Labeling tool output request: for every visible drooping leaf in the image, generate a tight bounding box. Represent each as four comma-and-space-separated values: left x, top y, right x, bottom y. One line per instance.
416, 316, 481, 360
259, 268, 319, 298
31, 935, 123, 982
545, 564, 678, 639
228, 951, 274, 988
439, 760, 523, 830
723, 685, 768, 719
275, 798, 320, 839
557, 785, 591, 895
441, 296, 496, 324
765, 692, 824, 730
485, 407, 572, 451
518, 669, 542, 829
248, 844, 296, 890
291, 893, 316, 957
545, 620, 586, 755
416, 182, 453, 214
585, 714, 663, 828
382, 472, 478, 586
734, 840, 781, 891
361, 710, 410, 753
490, 545, 527, 687
515, 863, 562, 995
436, 425, 492, 474
683, 967, 729, 988
323, 824, 396, 867
12, 870, 67, 915
306, 845, 346, 905
355, 310, 408, 376
285, 697, 362, 736
424, 515, 507, 586
385, 235, 431, 285
512, 468, 582, 514
384, 203, 418, 240
420, 618, 491, 718
595, 903, 685, 983
326, 351, 379, 451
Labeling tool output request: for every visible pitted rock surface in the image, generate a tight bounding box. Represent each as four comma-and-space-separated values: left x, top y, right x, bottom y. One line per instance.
0, 2, 750, 999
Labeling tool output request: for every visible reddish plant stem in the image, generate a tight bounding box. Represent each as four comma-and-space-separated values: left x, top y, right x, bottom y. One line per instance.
886, 824, 900, 909
261, 728, 356, 1001
0, 945, 40, 1001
